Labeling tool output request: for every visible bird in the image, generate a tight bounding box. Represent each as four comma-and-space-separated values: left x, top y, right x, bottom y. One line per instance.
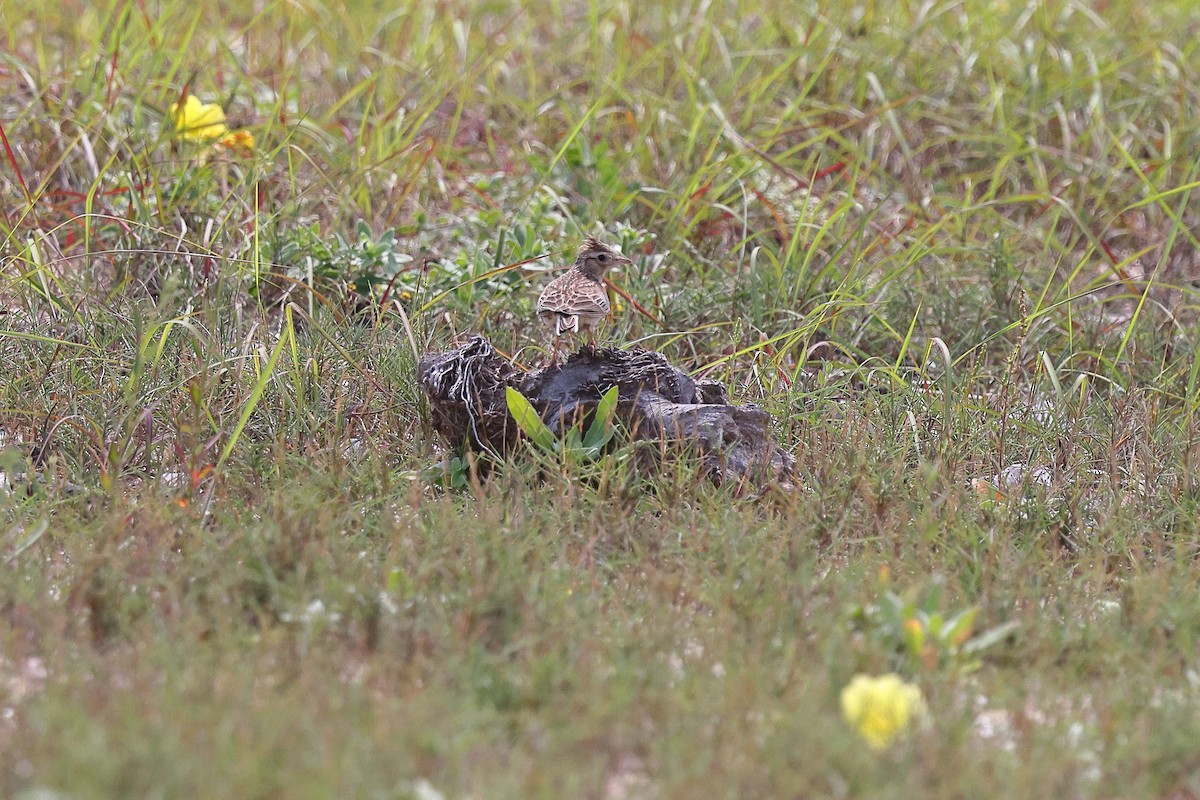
536, 235, 632, 362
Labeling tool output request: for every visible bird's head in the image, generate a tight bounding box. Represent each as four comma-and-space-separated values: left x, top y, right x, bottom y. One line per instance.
574, 235, 632, 279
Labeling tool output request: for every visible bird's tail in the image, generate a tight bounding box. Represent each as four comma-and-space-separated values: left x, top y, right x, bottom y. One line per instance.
555, 315, 579, 335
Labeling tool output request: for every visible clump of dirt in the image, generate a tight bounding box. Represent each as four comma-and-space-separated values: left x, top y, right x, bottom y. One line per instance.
419, 336, 794, 491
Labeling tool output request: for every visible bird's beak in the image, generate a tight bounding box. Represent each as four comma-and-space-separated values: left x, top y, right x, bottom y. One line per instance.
616, 254, 633, 269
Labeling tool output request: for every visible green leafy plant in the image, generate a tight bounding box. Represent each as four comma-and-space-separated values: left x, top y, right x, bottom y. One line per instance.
505, 384, 620, 462
853, 573, 1020, 674
420, 455, 471, 491
275, 220, 415, 300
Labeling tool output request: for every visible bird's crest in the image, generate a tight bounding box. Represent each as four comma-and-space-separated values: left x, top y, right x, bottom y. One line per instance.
578, 235, 612, 257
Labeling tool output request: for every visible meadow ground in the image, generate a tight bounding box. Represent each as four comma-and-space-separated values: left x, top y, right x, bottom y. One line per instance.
3, 1, 1200, 797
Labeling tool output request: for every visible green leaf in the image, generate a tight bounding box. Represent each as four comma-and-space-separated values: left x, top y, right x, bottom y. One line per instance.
506, 387, 555, 451
582, 385, 620, 450
4, 518, 49, 565
962, 619, 1021, 655
923, 579, 943, 613
902, 617, 925, 655
449, 457, 469, 489
217, 305, 294, 470
942, 606, 979, 646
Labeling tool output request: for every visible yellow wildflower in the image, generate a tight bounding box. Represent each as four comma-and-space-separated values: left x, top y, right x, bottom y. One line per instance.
840, 673, 926, 749
216, 128, 255, 153
169, 95, 230, 143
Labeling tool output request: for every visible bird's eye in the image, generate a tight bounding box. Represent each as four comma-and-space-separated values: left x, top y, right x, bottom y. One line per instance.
597, 253, 608, 262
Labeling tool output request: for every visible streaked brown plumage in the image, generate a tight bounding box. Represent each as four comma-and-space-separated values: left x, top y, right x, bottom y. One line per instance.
537, 235, 632, 358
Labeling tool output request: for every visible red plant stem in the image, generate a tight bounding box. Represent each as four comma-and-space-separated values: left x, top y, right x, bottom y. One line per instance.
0, 122, 31, 203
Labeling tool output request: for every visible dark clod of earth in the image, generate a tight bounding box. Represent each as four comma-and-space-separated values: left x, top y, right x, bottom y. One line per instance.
418, 336, 794, 490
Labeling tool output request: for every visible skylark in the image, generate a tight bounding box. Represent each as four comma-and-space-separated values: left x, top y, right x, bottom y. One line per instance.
536, 235, 632, 360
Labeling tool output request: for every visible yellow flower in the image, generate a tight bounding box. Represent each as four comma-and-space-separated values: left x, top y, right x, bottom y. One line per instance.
169, 95, 230, 143
216, 128, 255, 153
840, 673, 926, 749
